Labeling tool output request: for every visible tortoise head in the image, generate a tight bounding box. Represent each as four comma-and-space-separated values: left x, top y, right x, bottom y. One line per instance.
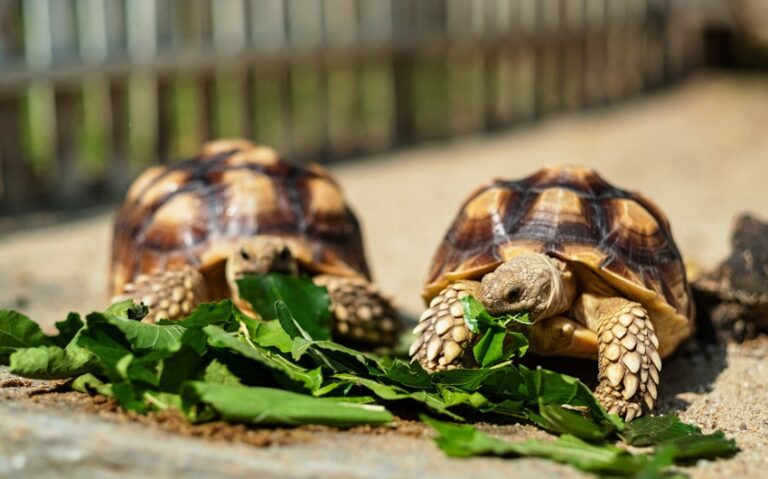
225, 236, 300, 298
480, 252, 573, 321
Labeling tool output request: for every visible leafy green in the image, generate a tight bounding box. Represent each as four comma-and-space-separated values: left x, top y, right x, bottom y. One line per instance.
0, 309, 52, 359
9, 345, 97, 379
182, 381, 392, 427
237, 274, 332, 340
0, 273, 738, 477
460, 296, 530, 367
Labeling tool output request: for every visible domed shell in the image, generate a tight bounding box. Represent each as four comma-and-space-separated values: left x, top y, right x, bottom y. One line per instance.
424, 166, 693, 357
110, 139, 370, 297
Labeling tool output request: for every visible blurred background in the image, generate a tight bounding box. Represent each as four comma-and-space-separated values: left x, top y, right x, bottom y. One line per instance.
2, 0, 768, 322
1, 0, 761, 214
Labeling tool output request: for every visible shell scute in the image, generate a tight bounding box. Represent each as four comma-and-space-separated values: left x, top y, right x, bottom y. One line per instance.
110, 139, 370, 296
425, 166, 692, 355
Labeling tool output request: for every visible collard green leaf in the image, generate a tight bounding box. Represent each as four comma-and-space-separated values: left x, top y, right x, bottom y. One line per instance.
0, 309, 52, 359
105, 300, 148, 321
87, 311, 185, 353
71, 373, 114, 396
333, 373, 464, 420
620, 415, 701, 447
250, 319, 293, 353
237, 274, 331, 340
177, 300, 237, 329
423, 416, 655, 475
51, 313, 85, 347
181, 381, 392, 427
203, 324, 323, 392
459, 296, 529, 367
9, 345, 97, 379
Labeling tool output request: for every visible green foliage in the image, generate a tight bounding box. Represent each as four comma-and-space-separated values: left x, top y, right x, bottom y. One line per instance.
460, 295, 530, 367
0, 275, 738, 476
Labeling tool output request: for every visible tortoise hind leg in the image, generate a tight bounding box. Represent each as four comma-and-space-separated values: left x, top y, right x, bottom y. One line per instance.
112, 265, 209, 323
573, 294, 661, 421
313, 275, 401, 347
410, 280, 480, 371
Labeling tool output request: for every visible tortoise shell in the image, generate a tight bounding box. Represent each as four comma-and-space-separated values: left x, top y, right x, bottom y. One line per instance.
109, 139, 370, 297
425, 165, 693, 357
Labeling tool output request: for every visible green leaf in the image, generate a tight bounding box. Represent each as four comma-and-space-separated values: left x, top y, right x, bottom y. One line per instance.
51, 313, 85, 347
105, 300, 148, 321
177, 300, 237, 329
181, 381, 392, 427
9, 345, 97, 379
0, 309, 52, 360
237, 274, 331, 340
621, 415, 701, 447
459, 296, 529, 367
71, 373, 114, 397
333, 373, 464, 420
203, 324, 323, 392
537, 403, 612, 440
87, 311, 185, 353
250, 319, 293, 353
423, 415, 651, 475
203, 359, 243, 386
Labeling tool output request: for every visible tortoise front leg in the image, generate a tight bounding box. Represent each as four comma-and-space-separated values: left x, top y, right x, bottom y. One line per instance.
112, 265, 209, 323
313, 275, 401, 347
410, 280, 480, 371
573, 294, 661, 421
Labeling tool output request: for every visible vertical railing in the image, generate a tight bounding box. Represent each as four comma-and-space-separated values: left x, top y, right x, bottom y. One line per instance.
0, 0, 712, 215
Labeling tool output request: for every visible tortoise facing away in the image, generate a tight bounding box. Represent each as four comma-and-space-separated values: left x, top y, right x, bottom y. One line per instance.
693, 213, 768, 342
410, 166, 693, 420
110, 139, 400, 347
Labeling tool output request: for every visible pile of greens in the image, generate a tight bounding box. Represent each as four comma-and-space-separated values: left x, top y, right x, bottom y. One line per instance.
0, 274, 736, 477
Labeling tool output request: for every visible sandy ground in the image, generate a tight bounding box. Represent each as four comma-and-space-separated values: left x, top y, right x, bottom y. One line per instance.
1, 73, 768, 478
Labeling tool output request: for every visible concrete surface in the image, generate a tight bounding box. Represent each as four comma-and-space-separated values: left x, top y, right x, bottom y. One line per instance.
2, 73, 768, 478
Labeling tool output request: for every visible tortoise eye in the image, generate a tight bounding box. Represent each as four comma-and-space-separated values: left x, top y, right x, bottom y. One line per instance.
506, 287, 522, 303
240, 249, 251, 261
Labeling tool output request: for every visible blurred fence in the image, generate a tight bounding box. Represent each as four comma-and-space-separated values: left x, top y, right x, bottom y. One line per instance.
0, 0, 708, 214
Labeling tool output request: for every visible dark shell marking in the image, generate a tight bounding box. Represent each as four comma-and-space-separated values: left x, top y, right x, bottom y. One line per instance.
426, 166, 691, 321
110, 142, 370, 296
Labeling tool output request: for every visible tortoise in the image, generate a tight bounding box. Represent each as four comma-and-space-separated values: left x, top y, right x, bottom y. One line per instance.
693, 213, 768, 342
110, 138, 400, 347
409, 165, 693, 420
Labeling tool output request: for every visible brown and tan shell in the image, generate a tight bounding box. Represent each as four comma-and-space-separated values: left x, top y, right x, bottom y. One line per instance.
425, 165, 693, 357
109, 139, 370, 297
